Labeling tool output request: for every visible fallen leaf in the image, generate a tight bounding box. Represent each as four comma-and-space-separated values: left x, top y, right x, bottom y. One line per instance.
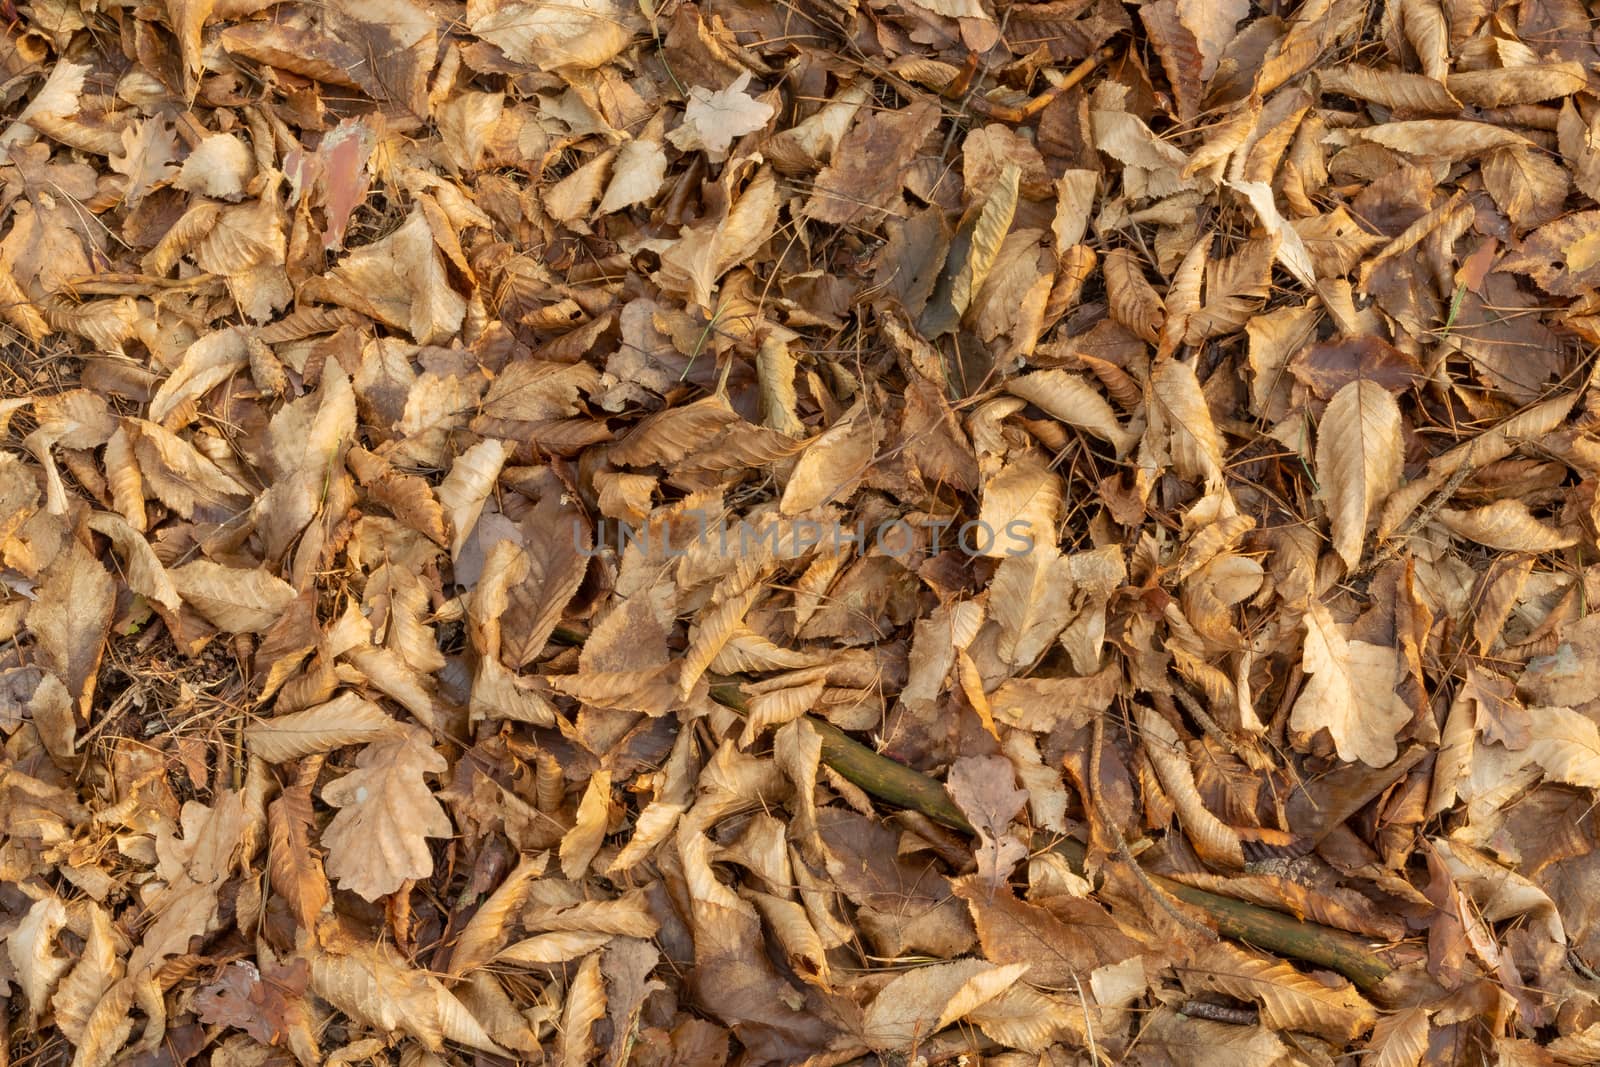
321, 725, 454, 900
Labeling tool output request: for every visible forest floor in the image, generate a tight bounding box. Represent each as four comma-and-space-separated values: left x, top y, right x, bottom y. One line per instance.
3, 0, 1600, 1062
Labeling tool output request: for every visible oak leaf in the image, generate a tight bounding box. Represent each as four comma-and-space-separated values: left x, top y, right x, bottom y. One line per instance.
666, 72, 775, 163
321, 725, 453, 900
947, 755, 1029, 892
1291, 600, 1411, 766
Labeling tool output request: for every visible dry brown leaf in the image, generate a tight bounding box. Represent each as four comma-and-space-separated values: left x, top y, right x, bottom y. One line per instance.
1483, 147, 1571, 232
1136, 704, 1246, 867
320, 725, 453, 901
1291, 600, 1411, 766
990, 545, 1076, 667
1318, 65, 1460, 112
1187, 941, 1377, 1042
303, 208, 463, 344
28, 538, 113, 720
51, 903, 123, 1045
447, 853, 548, 976
170, 561, 296, 634
246, 693, 400, 763
1104, 248, 1165, 343
267, 765, 332, 931
1316, 379, 1403, 571
1447, 63, 1587, 107
1435, 500, 1578, 553
658, 167, 779, 311
860, 959, 1028, 1050
437, 438, 512, 561
306, 938, 502, 1054
947, 755, 1029, 891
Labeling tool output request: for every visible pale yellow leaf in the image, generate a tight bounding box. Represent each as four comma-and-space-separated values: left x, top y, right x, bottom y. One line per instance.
989, 545, 1075, 667
174, 132, 256, 199
597, 136, 668, 215
52, 903, 123, 1044
9, 895, 70, 1021
467, 0, 637, 71
560, 770, 613, 879
1291, 600, 1411, 766
780, 402, 874, 514
1316, 379, 1403, 571
1148, 357, 1226, 488
665, 72, 775, 163
952, 163, 1021, 321
1006, 370, 1136, 455
657, 167, 778, 311
437, 437, 513, 560
556, 952, 606, 1067
497, 931, 613, 965
976, 458, 1061, 559
447, 854, 549, 976
321, 725, 453, 901
861, 959, 1023, 1050
1365, 1006, 1430, 1067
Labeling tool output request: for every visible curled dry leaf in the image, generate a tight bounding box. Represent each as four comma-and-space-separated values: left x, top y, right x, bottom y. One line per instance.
246, 692, 400, 763
170, 561, 296, 634
1185, 941, 1377, 1043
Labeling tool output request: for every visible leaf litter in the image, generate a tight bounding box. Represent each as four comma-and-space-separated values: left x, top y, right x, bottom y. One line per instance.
6, 0, 1600, 1062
